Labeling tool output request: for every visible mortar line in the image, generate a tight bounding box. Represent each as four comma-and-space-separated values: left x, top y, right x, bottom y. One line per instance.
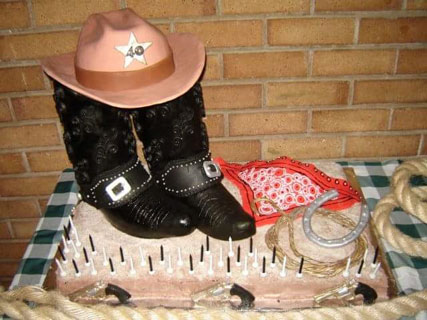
6, 221, 16, 239
341, 136, 346, 157
21, 151, 31, 173
26, 0, 35, 28
216, 0, 222, 16
6, 98, 16, 122
348, 79, 355, 106
387, 108, 395, 130
120, 0, 127, 9
402, 0, 408, 10
223, 112, 230, 137
307, 50, 313, 77
353, 17, 360, 45
417, 134, 424, 155
393, 49, 400, 75
310, 0, 316, 15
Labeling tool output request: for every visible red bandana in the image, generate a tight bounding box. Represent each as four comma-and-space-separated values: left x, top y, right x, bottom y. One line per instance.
216, 156, 361, 226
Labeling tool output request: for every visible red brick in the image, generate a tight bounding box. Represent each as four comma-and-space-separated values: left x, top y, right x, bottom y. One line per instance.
267, 81, 349, 107
354, 80, 427, 104
0, 242, 29, 259
211, 140, 261, 162
0, 175, 59, 196
0, 124, 60, 149
204, 114, 224, 137
33, 0, 119, 26
407, 0, 427, 9
129, 0, 216, 18
11, 220, 39, 239
175, 20, 263, 48
316, 0, 401, 11
12, 96, 56, 120
27, 150, 71, 172
0, 31, 80, 61
264, 137, 342, 160
0, 67, 45, 93
312, 50, 395, 76
229, 112, 307, 136
0, 200, 40, 219
0, 1, 29, 29
0, 261, 20, 277
397, 49, 427, 74
268, 18, 355, 46
345, 135, 420, 157
359, 18, 427, 44
312, 109, 389, 133
0, 222, 11, 240
391, 108, 427, 130
0, 153, 26, 174
223, 52, 307, 79
38, 199, 49, 214
222, 0, 309, 14
203, 85, 262, 109
0, 100, 12, 122
202, 55, 221, 81
0, 278, 13, 289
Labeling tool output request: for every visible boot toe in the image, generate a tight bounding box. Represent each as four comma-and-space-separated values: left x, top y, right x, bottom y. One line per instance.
231, 218, 256, 240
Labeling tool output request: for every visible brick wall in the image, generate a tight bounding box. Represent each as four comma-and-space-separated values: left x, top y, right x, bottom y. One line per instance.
0, 0, 426, 287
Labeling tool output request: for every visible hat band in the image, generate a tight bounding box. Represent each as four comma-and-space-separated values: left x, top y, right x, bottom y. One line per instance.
75, 54, 175, 91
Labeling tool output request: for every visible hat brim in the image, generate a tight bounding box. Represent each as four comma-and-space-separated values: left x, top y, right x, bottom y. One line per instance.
41, 33, 205, 109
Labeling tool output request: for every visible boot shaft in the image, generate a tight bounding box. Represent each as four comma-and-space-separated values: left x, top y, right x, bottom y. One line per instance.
132, 82, 208, 172
53, 81, 137, 188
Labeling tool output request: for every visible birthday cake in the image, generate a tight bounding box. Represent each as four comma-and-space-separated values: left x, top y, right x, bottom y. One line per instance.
52, 162, 393, 310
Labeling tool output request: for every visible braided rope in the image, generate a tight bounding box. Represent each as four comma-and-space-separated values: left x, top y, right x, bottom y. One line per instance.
391, 159, 427, 224
372, 158, 427, 258
1, 285, 427, 320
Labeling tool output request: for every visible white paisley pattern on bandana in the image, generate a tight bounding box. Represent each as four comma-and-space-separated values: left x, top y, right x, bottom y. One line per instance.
238, 167, 323, 216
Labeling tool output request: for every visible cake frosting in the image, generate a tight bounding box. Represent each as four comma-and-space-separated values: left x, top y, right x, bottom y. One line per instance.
53, 162, 392, 310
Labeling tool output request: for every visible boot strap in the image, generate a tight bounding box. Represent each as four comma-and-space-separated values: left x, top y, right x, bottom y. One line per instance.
156, 152, 223, 197
80, 156, 151, 208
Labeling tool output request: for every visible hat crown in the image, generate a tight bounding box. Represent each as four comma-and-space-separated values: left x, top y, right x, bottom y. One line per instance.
75, 9, 172, 72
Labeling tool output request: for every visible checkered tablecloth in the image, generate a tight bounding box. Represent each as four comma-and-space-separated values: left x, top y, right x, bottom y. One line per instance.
6, 161, 427, 319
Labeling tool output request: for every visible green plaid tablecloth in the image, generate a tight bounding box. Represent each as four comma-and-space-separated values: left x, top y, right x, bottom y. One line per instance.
6, 161, 427, 319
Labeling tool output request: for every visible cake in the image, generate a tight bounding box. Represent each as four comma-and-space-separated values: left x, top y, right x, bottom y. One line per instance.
51, 162, 394, 310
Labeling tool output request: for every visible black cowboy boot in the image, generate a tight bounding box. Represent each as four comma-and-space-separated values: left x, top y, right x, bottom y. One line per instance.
132, 83, 256, 240
53, 81, 196, 238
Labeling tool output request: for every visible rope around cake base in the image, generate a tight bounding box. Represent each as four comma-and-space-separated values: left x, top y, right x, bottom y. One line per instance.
1, 285, 426, 320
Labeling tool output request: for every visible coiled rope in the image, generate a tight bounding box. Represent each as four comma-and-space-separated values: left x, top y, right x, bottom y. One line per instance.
372, 159, 427, 258
1, 159, 427, 319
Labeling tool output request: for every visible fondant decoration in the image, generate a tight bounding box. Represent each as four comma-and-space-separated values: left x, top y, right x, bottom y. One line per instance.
297, 257, 304, 279
62, 236, 69, 253
167, 254, 173, 274
70, 239, 80, 259
160, 245, 165, 265
177, 247, 183, 266
83, 247, 90, 266
115, 32, 152, 68
218, 247, 224, 268
120, 247, 125, 265
371, 247, 379, 268
208, 255, 214, 276
189, 255, 194, 275
236, 246, 241, 266
149, 256, 154, 275
89, 235, 97, 255
280, 257, 287, 278
102, 248, 108, 267
206, 236, 210, 255
271, 246, 277, 268
216, 157, 361, 226
72, 259, 81, 277
242, 256, 249, 276
303, 190, 370, 248
69, 217, 81, 247
369, 262, 381, 279
90, 258, 97, 276
260, 257, 267, 278
55, 258, 67, 277
343, 257, 351, 278
139, 247, 146, 267
252, 249, 259, 268
199, 245, 204, 265
227, 257, 231, 277
41, 9, 205, 108
63, 225, 71, 243
58, 246, 67, 264
129, 256, 136, 275
356, 259, 364, 278
228, 237, 234, 257
132, 82, 255, 241
109, 258, 116, 276
249, 237, 254, 257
